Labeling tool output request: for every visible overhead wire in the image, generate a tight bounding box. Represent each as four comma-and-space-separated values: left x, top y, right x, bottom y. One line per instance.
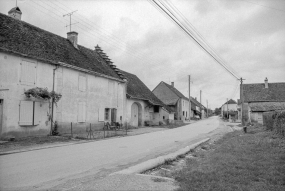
152, 0, 240, 80
164, 0, 240, 77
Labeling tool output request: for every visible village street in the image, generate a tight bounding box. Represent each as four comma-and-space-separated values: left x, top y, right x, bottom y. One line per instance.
0, 117, 222, 190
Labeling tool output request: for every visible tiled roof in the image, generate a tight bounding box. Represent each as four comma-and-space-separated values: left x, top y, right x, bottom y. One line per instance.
162, 82, 189, 100
160, 82, 205, 110
223, 99, 237, 105
249, 102, 285, 112
120, 70, 169, 109
0, 13, 122, 80
243, 82, 285, 102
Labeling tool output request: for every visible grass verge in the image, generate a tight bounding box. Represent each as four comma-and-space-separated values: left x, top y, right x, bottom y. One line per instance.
172, 127, 285, 191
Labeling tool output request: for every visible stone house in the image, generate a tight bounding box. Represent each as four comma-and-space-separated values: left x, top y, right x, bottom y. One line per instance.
242, 78, 285, 125
152, 81, 202, 121
220, 99, 238, 120
120, 71, 173, 127
0, 8, 127, 138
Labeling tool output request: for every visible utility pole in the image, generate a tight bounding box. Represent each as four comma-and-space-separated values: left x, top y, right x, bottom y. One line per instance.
188, 75, 191, 122
200, 90, 202, 119
240, 77, 245, 125
63, 10, 78, 32
207, 100, 209, 118
227, 98, 229, 119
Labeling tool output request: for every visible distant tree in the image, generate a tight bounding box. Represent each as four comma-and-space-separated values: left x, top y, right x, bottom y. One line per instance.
214, 108, 221, 115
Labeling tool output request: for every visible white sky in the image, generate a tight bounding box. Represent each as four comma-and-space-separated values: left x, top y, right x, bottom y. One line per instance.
1, 0, 285, 109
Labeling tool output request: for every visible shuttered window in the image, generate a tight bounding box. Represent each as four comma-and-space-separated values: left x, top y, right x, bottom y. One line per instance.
19, 101, 42, 126
78, 102, 86, 122
78, 75, 87, 91
19, 101, 33, 125
20, 60, 37, 86
98, 108, 105, 122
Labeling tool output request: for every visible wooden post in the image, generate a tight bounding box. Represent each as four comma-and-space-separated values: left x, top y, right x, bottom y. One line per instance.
71, 122, 73, 137
188, 75, 191, 122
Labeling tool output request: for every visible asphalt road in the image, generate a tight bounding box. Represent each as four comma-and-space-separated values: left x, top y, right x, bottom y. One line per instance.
0, 116, 219, 190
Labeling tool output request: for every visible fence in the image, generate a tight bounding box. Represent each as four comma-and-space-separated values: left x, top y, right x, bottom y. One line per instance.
263, 110, 285, 136
55, 121, 128, 140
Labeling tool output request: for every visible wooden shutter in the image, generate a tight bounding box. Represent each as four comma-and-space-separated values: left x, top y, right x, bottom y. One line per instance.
33, 102, 41, 125
78, 75, 86, 91
19, 101, 33, 125
98, 108, 105, 122
20, 60, 36, 86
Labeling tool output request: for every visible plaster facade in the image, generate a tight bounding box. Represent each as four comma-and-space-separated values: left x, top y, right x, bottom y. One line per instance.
0, 52, 127, 138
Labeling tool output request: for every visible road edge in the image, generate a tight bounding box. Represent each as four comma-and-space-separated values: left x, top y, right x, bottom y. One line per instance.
111, 138, 210, 175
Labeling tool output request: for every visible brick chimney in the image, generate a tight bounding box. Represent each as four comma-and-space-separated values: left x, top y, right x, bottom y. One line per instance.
171, 82, 174, 87
8, 7, 22, 20
67, 31, 78, 49
264, 77, 268, 88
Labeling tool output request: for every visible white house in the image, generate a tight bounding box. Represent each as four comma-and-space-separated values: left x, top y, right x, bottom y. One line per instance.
120, 71, 173, 127
220, 99, 238, 121
0, 8, 127, 138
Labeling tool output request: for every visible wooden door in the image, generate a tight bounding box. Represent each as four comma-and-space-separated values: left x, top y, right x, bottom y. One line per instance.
111, 108, 117, 123
131, 103, 138, 127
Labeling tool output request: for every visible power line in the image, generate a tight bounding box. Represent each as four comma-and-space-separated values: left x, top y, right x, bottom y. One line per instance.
150, 0, 240, 80
239, 0, 285, 13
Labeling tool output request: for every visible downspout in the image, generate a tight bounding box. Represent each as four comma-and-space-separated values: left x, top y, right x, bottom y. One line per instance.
50, 64, 59, 135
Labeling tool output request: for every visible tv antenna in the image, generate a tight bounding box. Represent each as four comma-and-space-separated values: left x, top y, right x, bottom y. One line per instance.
63, 10, 79, 32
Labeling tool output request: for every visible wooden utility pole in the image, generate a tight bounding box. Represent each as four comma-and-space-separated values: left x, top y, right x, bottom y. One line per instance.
188, 75, 191, 122
207, 100, 209, 118
240, 78, 245, 125
227, 98, 229, 119
200, 90, 202, 118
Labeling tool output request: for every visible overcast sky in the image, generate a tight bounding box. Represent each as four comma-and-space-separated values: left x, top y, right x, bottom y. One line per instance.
1, 0, 284, 109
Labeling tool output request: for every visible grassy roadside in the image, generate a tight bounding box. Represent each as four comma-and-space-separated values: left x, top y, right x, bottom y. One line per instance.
172, 126, 285, 191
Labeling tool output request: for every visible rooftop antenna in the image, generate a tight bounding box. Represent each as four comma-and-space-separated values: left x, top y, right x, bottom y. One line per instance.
63, 10, 79, 32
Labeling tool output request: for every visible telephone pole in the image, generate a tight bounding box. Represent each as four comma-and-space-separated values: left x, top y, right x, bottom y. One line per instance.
188, 75, 191, 122
207, 100, 209, 118
240, 77, 245, 125
63, 10, 78, 32
227, 98, 229, 119
200, 90, 202, 119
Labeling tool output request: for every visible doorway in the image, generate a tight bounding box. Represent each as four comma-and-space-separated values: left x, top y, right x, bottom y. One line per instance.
0, 99, 3, 136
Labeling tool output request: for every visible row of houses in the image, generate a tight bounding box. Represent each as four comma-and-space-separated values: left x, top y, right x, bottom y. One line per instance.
0, 7, 206, 138
220, 78, 285, 125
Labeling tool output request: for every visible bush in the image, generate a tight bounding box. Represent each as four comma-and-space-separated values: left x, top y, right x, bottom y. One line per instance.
273, 110, 285, 136
263, 111, 276, 131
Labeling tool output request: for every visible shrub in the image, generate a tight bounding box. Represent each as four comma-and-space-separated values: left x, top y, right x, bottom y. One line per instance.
273, 110, 285, 136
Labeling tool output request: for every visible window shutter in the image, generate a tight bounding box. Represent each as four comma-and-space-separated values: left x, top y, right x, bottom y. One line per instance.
98, 108, 105, 122
78, 75, 86, 91
19, 101, 33, 125
33, 102, 41, 125
20, 60, 36, 86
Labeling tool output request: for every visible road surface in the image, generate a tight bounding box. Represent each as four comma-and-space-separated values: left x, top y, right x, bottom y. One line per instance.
0, 116, 220, 190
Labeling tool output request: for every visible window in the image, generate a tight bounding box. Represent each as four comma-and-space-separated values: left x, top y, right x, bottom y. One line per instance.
20, 60, 37, 86
154, 105, 159, 113
183, 111, 185, 116
78, 102, 86, 122
105, 108, 110, 121
19, 101, 40, 126
108, 80, 115, 95
78, 75, 87, 91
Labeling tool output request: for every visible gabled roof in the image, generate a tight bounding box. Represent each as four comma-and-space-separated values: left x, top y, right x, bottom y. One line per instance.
120, 70, 168, 108
249, 102, 285, 112
243, 82, 285, 102
0, 13, 123, 81
223, 99, 237, 105
162, 82, 189, 100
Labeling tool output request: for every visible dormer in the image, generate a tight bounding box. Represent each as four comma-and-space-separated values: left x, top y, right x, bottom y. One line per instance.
8, 7, 22, 20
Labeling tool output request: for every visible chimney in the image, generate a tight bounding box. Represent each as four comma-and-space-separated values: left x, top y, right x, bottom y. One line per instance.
8, 7, 22, 20
171, 82, 174, 87
264, 77, 268, 88
67, 31, 78, 49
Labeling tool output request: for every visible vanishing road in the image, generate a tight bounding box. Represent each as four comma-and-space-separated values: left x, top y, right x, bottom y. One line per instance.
0, 116, 220, 190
